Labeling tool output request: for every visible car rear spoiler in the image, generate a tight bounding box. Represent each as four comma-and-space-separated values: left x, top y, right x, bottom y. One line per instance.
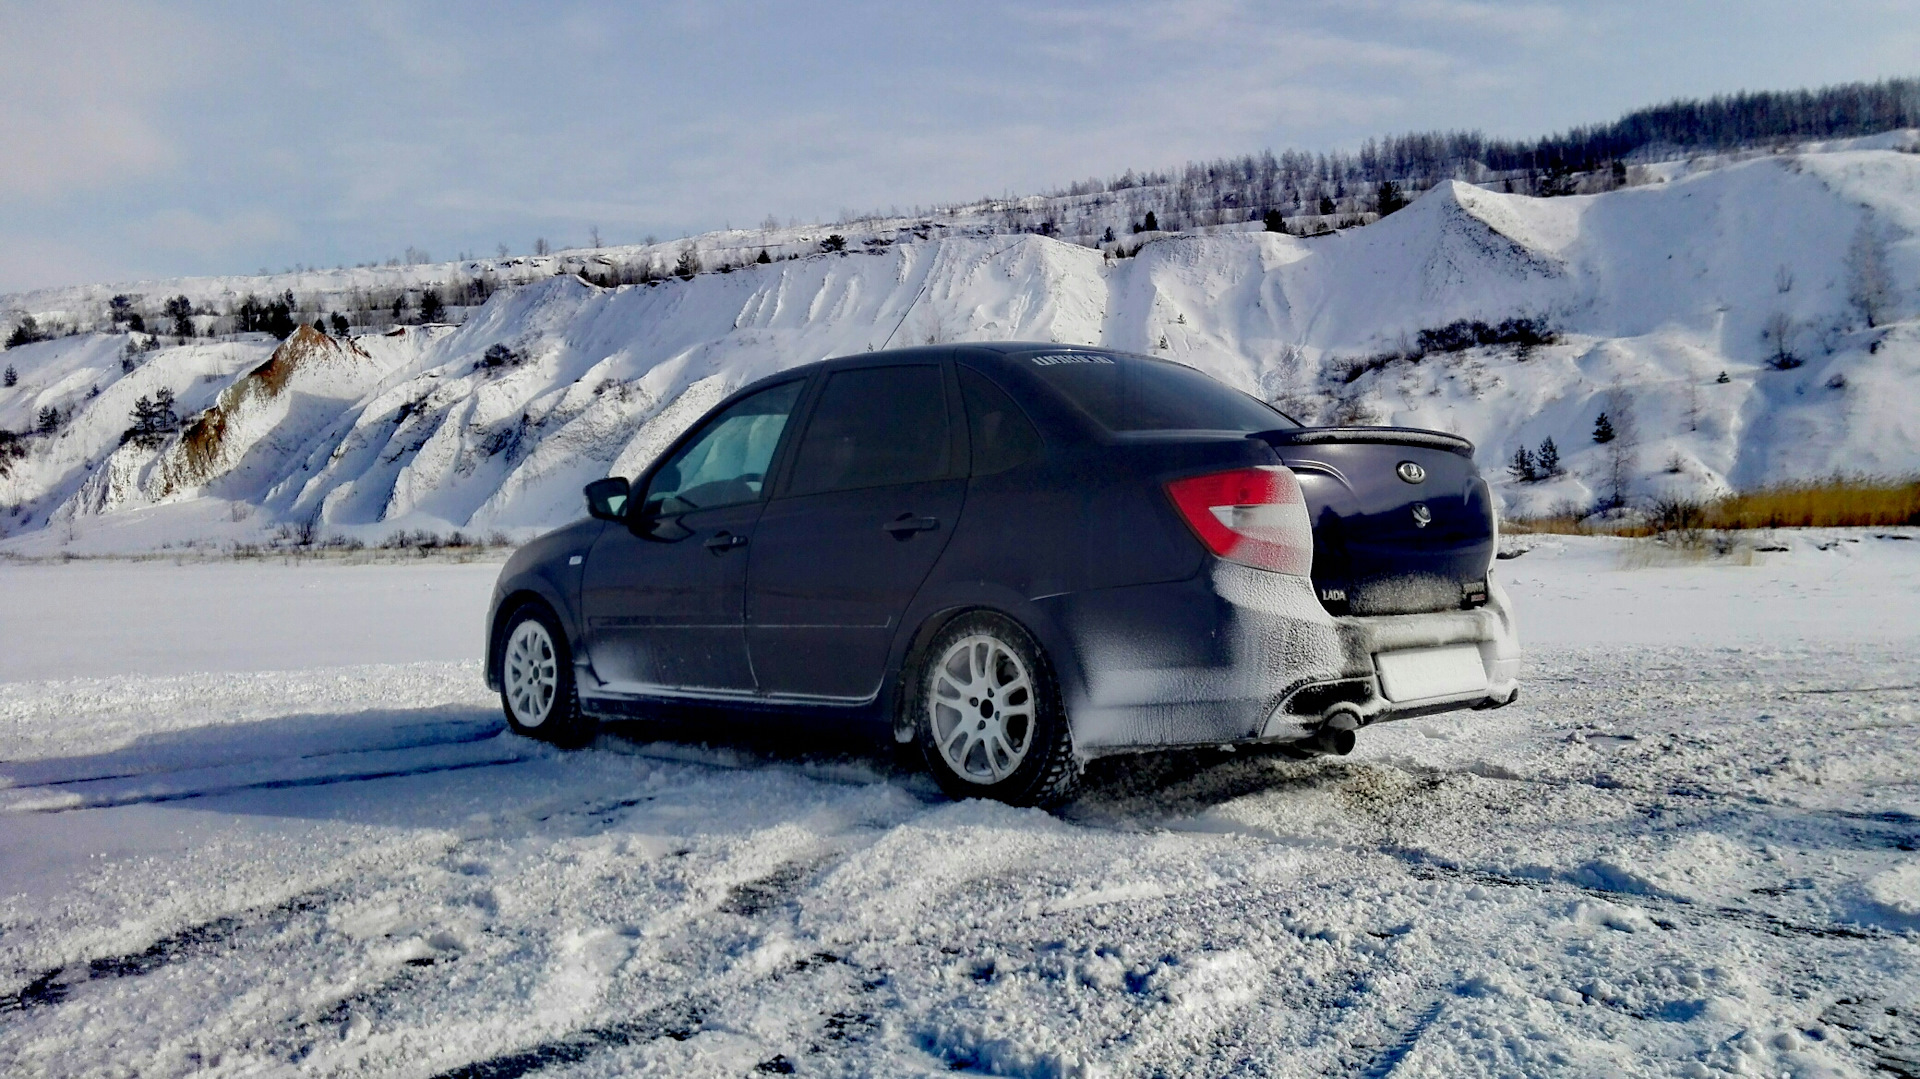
1248, 426, 1476, 459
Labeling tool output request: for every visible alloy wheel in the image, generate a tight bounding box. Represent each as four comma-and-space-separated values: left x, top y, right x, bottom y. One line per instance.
928, 633, 1036, 784
504, 619, 559, 728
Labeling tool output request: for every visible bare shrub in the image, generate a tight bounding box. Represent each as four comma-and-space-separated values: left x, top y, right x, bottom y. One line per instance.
1763, 311, 1803, 369
1650, 495, 1708, 547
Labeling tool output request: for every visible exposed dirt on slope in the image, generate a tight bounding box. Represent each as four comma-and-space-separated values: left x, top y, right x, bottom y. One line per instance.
165, 326, 369, 494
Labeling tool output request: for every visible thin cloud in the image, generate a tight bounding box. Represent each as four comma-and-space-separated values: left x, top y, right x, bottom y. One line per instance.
0, 2, 213, 199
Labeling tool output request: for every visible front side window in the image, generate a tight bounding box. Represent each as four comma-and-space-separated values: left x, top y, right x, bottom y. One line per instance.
643, 379, 803, 515
786, 365, 951, 496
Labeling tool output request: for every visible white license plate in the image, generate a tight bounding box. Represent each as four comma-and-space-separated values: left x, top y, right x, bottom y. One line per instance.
1374, 645, 1488, 702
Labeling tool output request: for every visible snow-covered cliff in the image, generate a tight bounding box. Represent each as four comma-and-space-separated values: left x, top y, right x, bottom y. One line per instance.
2, 146, 1916, 552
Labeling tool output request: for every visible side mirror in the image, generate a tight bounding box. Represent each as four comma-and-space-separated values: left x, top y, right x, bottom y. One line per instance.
584, 476, 630, 521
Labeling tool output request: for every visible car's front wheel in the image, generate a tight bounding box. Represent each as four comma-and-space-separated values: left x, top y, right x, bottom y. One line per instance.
497, 604, 594, 747
911, 611, 1078, 807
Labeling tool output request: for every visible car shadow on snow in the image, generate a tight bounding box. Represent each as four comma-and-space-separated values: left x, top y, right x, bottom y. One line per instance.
593, 709, 1369, 822
0, 705, 512, 819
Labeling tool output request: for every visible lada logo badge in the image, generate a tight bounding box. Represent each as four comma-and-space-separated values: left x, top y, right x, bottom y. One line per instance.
1411, 503, 1432, 528
1396, 461, 1426, 483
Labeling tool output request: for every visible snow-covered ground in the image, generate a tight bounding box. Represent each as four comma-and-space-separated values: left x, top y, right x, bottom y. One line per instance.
2, 533, 1917, 1076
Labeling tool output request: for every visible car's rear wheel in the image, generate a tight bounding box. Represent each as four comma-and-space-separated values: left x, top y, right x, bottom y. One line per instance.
912, 611, 1077, 807
498, 604, 594, 747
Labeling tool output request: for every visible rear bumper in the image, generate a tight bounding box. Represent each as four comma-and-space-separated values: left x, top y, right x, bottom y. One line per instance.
1046, 564, 1520, 755
1288, 579, 1521, 733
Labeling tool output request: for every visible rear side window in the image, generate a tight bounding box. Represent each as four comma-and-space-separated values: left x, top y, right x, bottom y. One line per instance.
959, 367, 1042, 475
1023, 351, 1292, 433
786, 365, 951, 495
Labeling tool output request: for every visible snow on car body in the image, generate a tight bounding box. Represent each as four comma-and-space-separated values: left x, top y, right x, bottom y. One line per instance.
485, 343, 1519, 803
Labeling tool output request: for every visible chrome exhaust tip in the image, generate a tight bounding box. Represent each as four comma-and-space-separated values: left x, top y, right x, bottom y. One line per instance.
1306, 706, 1361, 756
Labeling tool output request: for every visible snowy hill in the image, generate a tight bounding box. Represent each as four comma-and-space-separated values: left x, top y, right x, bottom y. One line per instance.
1, 145, 1917, 553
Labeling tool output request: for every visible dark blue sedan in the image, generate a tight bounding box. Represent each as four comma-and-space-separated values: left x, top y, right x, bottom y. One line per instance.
486, 344, 1519, 805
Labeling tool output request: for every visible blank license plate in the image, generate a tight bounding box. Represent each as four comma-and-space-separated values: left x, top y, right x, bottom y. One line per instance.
1374, 645, 1488, 702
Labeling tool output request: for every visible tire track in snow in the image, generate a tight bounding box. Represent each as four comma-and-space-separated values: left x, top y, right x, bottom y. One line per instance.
420, 858, 861, 1079
1074, 793, 1905, 947
1356, 997, 1446, 1079
1415, 762, 1920, 835
0, 719, 506, 792
1389, 853, 1900, 943
1, 773, 666, 1035
7, 753, 534, 813
0, 886, 339, 1017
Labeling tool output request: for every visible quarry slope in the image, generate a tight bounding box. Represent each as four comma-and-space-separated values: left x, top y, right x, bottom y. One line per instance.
1, 147, 1916, 551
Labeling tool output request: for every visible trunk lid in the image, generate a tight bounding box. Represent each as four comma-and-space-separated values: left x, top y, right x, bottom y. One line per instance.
1251, 427, 1495, 616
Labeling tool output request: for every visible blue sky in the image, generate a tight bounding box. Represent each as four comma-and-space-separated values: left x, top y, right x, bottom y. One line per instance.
2, 0, 1915, 294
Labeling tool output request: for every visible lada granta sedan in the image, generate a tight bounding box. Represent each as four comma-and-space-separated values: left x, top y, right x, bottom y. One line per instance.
486, 343, 1519, 805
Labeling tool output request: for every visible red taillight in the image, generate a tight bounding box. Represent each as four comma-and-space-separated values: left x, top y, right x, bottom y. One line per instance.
1165, 466, 1313, 576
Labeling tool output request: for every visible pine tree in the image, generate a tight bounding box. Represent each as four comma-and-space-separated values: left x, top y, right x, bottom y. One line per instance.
1507, 446, 1538, 482
1262, 210, 1285, 233
123, 389, 179, 449
1318, 195, 1336, 216
3, 365, 14, 387
1101, 226, 1116, 243
418, 290, 445, 322
330, 312, 350, 336
756, 249, 772, 264
1536, 435, 1560, 476
1376, 180, 1407, 216
6, 316, 44, 348
263, 296, 296, 339
164, 296, 195, 338
675, 246, 704, 277
1592, 412, 1616, 444
36, 405, 59, 434
1142, 211, 1159, 232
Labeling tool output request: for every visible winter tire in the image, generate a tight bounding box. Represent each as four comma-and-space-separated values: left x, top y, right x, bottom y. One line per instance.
497, 603, 594, 747
911, 610, 1078, 807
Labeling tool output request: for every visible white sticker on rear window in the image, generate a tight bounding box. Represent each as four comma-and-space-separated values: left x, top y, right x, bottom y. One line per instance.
1028, 353, 1115, 366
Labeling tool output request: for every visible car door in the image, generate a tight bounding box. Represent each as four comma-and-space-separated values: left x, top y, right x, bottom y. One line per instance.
745, 361, 967, 701
580, 378, 805, 696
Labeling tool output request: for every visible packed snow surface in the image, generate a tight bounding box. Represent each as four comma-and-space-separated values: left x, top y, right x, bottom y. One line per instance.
2, 531, 1917, 1076
4, 143, 1920, 554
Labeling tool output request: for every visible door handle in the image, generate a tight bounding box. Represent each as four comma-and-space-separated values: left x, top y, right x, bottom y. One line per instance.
883, 514, 940, 537
704, 531, 748, 552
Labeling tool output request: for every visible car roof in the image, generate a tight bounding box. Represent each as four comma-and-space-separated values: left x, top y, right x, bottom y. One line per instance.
729, 341, 1105, 390
726, 342, 1197, 414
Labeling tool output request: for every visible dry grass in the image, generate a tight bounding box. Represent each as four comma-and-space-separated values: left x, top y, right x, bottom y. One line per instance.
1502, 514, 1652, 538
1704, 475, 1920, 529
1506, 475, 1920, 534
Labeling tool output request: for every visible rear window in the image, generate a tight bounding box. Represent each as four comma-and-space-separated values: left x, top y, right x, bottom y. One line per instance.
1021, 351, 1293, 433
